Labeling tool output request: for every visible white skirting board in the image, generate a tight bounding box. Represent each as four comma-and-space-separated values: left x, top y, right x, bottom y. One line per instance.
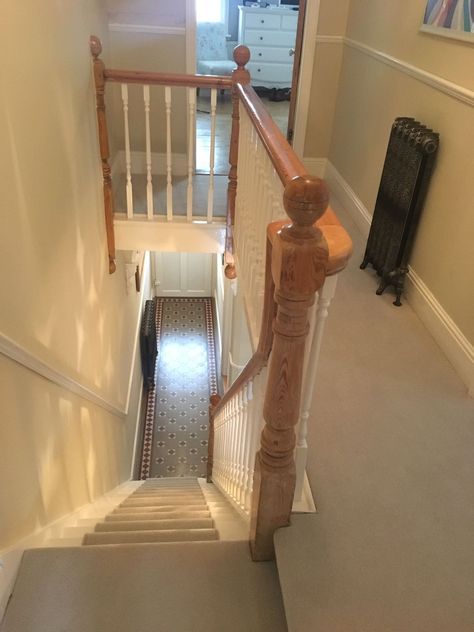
304, 157, 474, 396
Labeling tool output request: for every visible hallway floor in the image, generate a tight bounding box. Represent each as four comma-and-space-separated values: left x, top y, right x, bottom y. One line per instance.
275, 194, 474, 631
139, 298, 217, 480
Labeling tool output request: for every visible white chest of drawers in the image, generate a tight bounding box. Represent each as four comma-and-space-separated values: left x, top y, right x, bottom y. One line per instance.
238, 6, 298, 89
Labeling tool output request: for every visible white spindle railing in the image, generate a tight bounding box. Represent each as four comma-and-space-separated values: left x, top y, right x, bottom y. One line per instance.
186, 87, 196, 222
165, 86, 173, 221
114, 82, 225, 223
212, 370, 266, 518
207, 88, 218, 223
294, 274, 339, 506
143, 85, 154, 219
234, 103, 286, 345
121, 83, 133, 219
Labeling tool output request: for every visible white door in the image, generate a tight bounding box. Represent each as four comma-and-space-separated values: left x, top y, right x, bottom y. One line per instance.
153, 252, 213, 296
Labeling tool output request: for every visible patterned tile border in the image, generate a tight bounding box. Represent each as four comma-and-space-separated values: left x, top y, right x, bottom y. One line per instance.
139, 297, 218, 480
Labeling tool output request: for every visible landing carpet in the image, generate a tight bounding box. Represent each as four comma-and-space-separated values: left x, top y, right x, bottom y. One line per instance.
140, 298, 217, 479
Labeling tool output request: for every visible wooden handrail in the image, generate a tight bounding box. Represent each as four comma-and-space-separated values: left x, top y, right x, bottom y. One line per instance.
236, 81, 352, 276
237, 83, 306, 186
104, 68, 233, 90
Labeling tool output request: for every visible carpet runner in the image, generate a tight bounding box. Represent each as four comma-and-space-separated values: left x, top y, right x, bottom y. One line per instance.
140, 298, 217, 480
82, 478, 218, 545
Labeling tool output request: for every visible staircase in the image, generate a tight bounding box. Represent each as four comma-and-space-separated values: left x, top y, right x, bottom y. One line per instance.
1, 478, 288, 631
82, 478, 218, 545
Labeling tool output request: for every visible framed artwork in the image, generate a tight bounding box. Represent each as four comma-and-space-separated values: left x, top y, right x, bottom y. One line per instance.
421, 0, 474, 42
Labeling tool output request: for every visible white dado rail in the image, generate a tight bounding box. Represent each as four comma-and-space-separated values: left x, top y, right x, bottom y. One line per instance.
238, 6, 298, 89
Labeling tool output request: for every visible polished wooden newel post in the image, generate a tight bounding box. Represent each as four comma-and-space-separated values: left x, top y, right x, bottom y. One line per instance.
250, 176, 329, 561
226, 46, 250, 264
90, 35, 116, 274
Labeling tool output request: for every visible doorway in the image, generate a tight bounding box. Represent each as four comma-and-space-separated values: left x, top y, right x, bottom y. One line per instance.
188, 0, 312, 157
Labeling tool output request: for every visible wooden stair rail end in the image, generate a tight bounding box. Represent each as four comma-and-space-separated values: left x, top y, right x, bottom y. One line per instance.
90, 36, 116, 274
226, 46, 251, 274
250, 175, 329, 561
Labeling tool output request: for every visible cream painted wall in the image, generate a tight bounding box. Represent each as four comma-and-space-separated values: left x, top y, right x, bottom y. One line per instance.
329, 0, 474, 344
303, 0, 350, 158
0, 1, 149, 549
107, 30, 188, 155
106, 0, 187, 27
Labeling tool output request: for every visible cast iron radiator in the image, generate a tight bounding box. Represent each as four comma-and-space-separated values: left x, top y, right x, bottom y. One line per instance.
360, 117, 439, 305
140, 298, 158, 388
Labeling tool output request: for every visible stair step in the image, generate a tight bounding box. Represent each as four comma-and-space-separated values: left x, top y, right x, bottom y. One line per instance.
1, 542, 286, 631
111, 504, 209, 514
82, 528, 219, 545
120, 498, 207, 507
105, 510, 211, 522
94, 518, 214, 532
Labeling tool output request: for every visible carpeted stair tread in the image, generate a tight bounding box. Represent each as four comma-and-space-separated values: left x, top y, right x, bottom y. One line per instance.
111, 505, 209, 514
120, 497, 207, 507
2, 542, 286, 632
105, 510, 211, 521
94, 518, 214, 532
82, 528, 219, 545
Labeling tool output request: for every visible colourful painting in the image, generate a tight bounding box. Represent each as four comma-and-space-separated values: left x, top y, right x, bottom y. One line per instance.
422, 0, 474, 42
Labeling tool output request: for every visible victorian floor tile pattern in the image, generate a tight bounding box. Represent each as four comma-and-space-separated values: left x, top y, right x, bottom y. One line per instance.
140, 298, 217, 479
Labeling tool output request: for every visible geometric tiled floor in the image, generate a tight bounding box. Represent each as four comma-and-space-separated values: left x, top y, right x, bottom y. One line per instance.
139, 298, 218, 479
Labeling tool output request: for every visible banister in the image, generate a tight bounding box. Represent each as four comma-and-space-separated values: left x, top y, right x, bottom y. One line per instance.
104, 69, 233, 89
237, 83, 306, 186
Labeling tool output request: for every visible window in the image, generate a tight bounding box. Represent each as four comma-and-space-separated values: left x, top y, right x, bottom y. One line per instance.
196, 0, 225, 24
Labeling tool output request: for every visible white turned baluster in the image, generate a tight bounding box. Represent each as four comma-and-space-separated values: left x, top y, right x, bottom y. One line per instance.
143, 85, 154, 219
238, 386, 249, 508
187, 87, 196, 221
236, 390, 246, 504
244, 377, 255, 513
294, 275, 339, 502
121, 83, 133, 218
165, 86, 173, 221
207, 88, 217, 223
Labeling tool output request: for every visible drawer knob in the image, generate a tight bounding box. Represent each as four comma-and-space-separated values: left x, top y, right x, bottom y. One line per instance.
258, 52, 262, 56
261, 19, 264, 23
259, 36, 263, 40
257, 68, 261, 72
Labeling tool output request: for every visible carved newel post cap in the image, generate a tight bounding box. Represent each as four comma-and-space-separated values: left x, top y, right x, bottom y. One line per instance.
283, 175, 329, 227
233, 45, 250, 68
90, 35, 102, 59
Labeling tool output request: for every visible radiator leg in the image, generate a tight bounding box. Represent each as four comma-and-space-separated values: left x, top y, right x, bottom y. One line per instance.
376, 279, 388, 296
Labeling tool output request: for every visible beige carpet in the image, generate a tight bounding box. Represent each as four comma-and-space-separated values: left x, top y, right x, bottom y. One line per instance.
82, 478, 219, 546
1, 542, 287, 632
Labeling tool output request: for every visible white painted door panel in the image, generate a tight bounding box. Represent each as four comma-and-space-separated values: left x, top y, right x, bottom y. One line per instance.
154, 252, 213, 296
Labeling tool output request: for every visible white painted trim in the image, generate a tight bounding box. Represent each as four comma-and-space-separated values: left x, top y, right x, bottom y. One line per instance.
315, 35, 344, 45
324, 160, 372, 237
405, 268, 474, 397
108, 23, 186, 35
302, 157, 327, 178
344, 38, 474, 108
130, 375, 145, 478
292, 0, 321, 155
309, 35, 474, 107
319, 159, 474, 395
0, 334, 126, 418
124, 251, 151, 416
292, 472, 317, 514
